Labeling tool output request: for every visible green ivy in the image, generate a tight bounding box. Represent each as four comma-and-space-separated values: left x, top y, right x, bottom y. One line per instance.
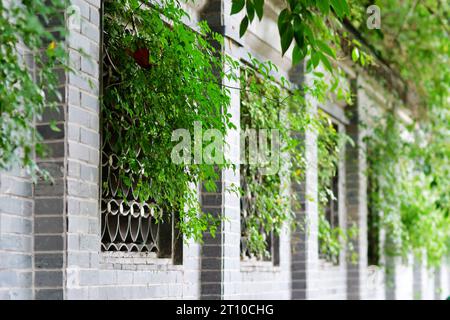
239, 59, 355, 259
240, 67, 302, 258
316, 110, 357, 264
102, 0, 236, 242
0, 0, 68, 177
367, 111, 450, 267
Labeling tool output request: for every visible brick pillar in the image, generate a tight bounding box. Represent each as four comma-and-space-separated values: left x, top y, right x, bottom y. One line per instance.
345, 76, 368, 299
64, 0, 101, 300
289, 63, 320, 299
32, 5, 69, 300
0, 36, 34, 299
199, 0, 242, 299
31, 0, 101, 300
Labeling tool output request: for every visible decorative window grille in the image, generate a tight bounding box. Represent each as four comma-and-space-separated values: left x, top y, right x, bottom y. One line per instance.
100, 8, 181, 261
100, 92, 181, 259
100, 135, 168, 254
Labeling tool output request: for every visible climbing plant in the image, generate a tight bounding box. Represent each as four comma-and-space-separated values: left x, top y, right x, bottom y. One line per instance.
239, 57, 355, 259
240, 64, 306, 258
366, 111, 450, 267
353, 0, 450, 267
2, 0, 447, 266
102, 0, 237, 241
232, 0, 449, 266
0, 0, 68, 178
316, 111, 357, 264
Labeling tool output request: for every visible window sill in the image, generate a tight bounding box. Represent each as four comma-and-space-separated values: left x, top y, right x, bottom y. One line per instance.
100, 251, 183, 271
240, 259, 280, 273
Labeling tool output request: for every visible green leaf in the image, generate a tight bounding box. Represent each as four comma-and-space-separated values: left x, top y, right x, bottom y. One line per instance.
330, 0, 344, 18
240, 16, 249, 38
319, 52, 333, 72
351, 47, 360, 62
293, 16, 305, 49
231, 0, 245, 15
292, 44, 306, 65
277, 8, 291, 35
360, 52, 366, 66
316, 40, 336, 59
247, 1, 255, 22
311, 50, 320, 68
317, 0, 330, 14
338, 0, 350, 15
303, 24, 316, 47
49, 120, 61, 132
281, 22, 294, 56
254, 0, 264, 20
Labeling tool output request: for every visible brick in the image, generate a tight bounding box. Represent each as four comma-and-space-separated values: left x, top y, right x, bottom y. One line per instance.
68, 142, 90, 162
70, 0, 90, 19
35, 198, 64, 215
79, 270, 99, 286
0, 234, 31, 252
34, 235, 64, 251
35, 217, 64, 234
68, 31, 90, 53
85, 0, 101, 8
68, 72, 99, 95
89, 5, 100, 25
37, 124, 65, 141
0, 253, 31, 269
80, 163, 98, 182
0, 177, 32, 197
41, 105, 65, 123
35, 289, 63, 300
69, 86, 81, 106
81, 92, 99, 112
81, 55, 99, 77
41, 141, 65, 159
35, 253, 64, 269
0, 288, 33, 300
35, 271, 63, 287
35, 179, 65, 197
0, 197, 32, 216
80, 128, 99, 149
36, 162, 64, 178
0, 215, 32, 234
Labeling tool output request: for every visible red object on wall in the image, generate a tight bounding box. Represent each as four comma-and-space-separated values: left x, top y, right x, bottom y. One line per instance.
132, 48, 151, 69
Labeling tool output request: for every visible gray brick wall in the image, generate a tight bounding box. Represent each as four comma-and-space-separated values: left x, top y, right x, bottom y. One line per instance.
0, 37, 34, 300
0, 168, 34, 299
64, 0, 202, 300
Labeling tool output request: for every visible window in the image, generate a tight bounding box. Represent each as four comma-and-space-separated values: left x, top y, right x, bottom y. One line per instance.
367, 151, 380, 266
99, 3, 182, 261
239, 68, 282, 265
100, 133, 177, 257
318, 121, 341, 264
325, 155, 339, 231
240, 172, 280, 264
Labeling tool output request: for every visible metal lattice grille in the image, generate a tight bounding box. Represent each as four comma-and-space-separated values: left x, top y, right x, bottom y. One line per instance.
100, 138, 163, 253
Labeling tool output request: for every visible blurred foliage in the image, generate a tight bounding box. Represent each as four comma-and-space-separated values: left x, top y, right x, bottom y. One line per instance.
0, 0, 68, 178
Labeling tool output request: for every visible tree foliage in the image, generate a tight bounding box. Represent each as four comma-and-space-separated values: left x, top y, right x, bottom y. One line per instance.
0, 0, 67, 177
